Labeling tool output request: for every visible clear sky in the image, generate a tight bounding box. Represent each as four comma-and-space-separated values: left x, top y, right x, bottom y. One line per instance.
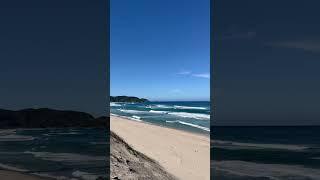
214, 0, 320, 125
0, 0, 107, 116
110, 0, 210, 101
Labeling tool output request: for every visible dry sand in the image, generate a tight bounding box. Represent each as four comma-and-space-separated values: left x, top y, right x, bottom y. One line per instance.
110, 115, 210, 180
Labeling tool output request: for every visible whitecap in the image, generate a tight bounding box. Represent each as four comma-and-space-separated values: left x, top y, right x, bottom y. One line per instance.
149, 110, 169, 114
155, 104, 172, 108
129, 115, 142, 122
132, 115, 141, 120
168, 112, 210, 120
110, 102, 122, 107
110, 113, 120, 117
118, 109, 146, 114
146, 104, 172, 109
173, 105, 208, 110
166, 120, 210, 132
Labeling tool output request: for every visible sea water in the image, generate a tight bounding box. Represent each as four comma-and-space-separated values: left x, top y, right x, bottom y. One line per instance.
211, 126, 320, 180
0, 128, 107, 180
110, 101, 210, 134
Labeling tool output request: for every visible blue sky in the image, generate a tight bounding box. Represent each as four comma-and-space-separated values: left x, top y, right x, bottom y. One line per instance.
110, 0, 210, 101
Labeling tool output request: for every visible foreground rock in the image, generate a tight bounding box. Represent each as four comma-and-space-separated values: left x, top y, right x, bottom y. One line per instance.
110, 132, 176, 180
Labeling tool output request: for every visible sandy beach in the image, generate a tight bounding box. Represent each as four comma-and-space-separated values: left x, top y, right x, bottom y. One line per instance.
110, 115, 210, 180
0, 170, 49, 180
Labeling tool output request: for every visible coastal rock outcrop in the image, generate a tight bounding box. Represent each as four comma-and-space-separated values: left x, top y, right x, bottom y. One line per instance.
110, 96, 149, 103
0, 108, 107, 128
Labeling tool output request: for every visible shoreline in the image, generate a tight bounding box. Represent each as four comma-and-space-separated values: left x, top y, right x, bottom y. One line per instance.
0, 169, 52, 180
110, 113, 210, 137
110, 115, 210, 180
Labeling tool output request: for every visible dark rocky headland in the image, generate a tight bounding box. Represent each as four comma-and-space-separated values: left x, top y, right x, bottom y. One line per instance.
0, 108, 107, 128
110, 96, 149, 103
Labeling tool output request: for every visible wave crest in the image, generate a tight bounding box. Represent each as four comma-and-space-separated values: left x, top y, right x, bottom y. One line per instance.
168, 112, 210, 120
166, 120, 210, 132
174, 105, 208, 110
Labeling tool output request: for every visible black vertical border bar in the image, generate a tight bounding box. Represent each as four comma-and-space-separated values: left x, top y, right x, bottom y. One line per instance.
210, 0, 215, 178
106, 0, 110, 178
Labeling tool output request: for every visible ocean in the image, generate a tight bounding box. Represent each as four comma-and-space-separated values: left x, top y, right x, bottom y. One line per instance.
110, 101, 210, 134
212, 126, 320, 180
0, 128, 107, 180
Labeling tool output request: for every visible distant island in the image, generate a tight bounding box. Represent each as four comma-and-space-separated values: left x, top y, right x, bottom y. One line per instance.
110, 96, 149, 103
0, 108, 107, 129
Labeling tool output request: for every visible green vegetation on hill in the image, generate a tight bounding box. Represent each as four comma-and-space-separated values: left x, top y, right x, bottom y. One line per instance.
110, 96, 149, 103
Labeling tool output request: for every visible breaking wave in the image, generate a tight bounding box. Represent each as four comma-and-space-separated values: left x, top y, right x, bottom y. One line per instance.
166, 120, 210, 132
168, 112, 210, 120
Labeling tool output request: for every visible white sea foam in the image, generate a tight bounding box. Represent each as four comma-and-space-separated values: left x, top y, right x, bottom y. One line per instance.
110, 102, 122, 107
146, 104, 172, 109
155, 104, 172, 108
132, 115, 141, 119
129, 115, 142, 122
166, 120, 210, 132
0, 163, 29, 172
0, 135, 35, 142
118, 109, 146, 114
212, 140, 309, 151
72, 170, 102, 180
213, 160, 320, 179
24, 151, 105, 164
168, 112, 210, 120
149, 110, 169, 114
173, 105, 207, 110
110, 113, 120, 117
